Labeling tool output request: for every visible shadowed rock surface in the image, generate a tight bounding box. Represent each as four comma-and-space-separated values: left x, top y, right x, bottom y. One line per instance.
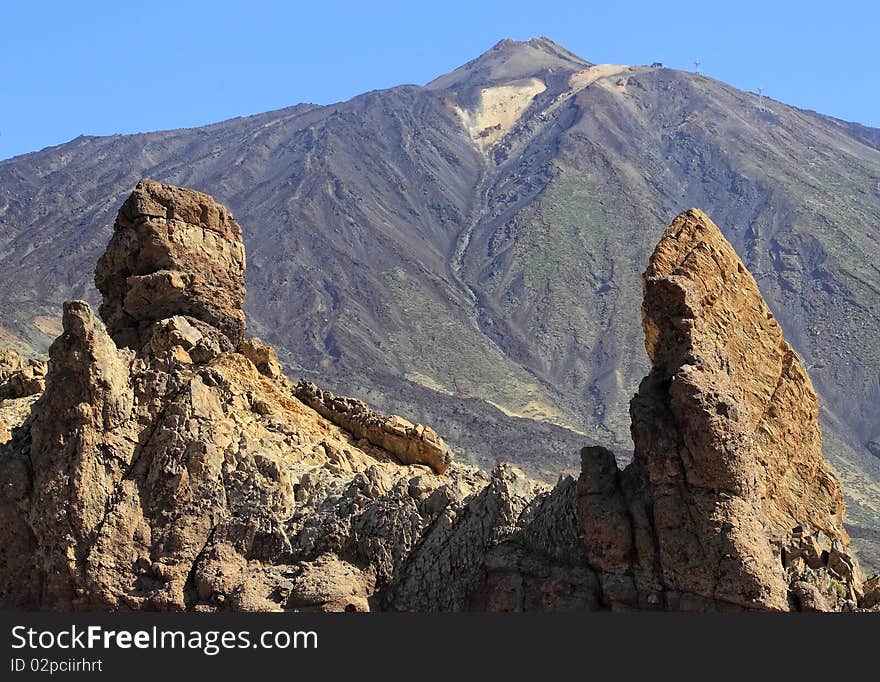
0, 186, 873, 611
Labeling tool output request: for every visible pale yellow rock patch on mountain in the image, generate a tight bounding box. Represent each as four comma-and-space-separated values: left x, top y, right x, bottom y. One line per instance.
456, 78, 547, 151
405, 371, 454, 395
404, 371, 576, 429
452, 64, 633, 155
32, 316, 63, 337
486, 398, 585, 432
568, 64, 631, 91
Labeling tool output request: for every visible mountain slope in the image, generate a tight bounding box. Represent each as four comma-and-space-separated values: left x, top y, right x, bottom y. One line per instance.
1, 37, 878, 564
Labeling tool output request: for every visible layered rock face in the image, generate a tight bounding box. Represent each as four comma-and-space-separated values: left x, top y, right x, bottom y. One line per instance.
94, 179, 247, 352
621, 209, 858, 610
0, 188, 873, 612
294, 381, 453, 475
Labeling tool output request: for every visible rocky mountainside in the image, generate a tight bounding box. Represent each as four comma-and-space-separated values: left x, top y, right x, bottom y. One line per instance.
0, 38, 878, 565
0, 183, 875, 611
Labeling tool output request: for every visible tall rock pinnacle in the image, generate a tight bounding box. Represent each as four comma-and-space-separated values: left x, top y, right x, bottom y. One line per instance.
576, 209, 860, 611
387, 209, 874, 613
95, 179, 247, 352
0, 182, 470, 611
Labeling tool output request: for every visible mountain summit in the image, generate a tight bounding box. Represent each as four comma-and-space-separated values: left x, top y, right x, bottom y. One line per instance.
0, 38, 878, 568
426, 36, 591, 90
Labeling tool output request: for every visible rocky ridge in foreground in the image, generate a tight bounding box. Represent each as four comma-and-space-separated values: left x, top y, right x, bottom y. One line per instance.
0, 182, 875, 611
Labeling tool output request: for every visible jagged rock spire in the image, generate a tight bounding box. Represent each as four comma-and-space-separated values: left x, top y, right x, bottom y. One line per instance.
0, 182, 470, 611
395, 209, 871, 613
640, 209, 847, 543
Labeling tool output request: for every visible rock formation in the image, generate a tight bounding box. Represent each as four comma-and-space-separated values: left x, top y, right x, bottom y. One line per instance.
0, 185, 874, 612
294, 381, 453, 474
0, 348, 46, 400
94, 179, 247, 352
571, 209, 863, 611
394, 209, 872, 612
0, 181, 495, 611
4, 40, 880, 572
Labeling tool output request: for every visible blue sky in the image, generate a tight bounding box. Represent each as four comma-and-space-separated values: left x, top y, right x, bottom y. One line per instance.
2, 0, 877, 160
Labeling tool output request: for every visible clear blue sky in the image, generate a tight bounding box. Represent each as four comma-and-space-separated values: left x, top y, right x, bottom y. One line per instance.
2, 0, 878, 160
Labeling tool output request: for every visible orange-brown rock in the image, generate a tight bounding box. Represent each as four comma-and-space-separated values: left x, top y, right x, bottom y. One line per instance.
0, 348, 46, 603
0, 348, 45, 446
94, 179, 246, 352
574, 209, 862, 611
427, 210, 871, 612
294, 381, 454, 475
862, 575, 880, 610
241, 337, 284, 379
0, 348, 46, 400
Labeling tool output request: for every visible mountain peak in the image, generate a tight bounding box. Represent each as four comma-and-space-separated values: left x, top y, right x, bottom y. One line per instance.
426, 36, 591, 91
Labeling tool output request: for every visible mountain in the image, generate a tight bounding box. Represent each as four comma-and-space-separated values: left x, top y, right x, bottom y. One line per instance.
1, 37, 879, 566
1, 181, 875, 611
